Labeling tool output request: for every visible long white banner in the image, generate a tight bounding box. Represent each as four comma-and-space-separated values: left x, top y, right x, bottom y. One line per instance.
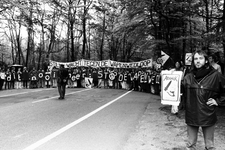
49, 59, 152, 69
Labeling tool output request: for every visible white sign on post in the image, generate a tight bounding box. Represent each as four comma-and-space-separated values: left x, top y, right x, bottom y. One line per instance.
161, 70, 183, 106
185, 53, 192, 66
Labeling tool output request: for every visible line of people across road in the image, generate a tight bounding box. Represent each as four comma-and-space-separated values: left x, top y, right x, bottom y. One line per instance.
0, 65, 162, 94
0, 66, 52, 90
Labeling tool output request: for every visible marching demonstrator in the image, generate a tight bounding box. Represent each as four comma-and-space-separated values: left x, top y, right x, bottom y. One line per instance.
57, 64, 69, 99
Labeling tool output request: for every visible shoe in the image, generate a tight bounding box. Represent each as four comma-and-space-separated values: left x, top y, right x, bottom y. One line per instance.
58, 97, 62, 100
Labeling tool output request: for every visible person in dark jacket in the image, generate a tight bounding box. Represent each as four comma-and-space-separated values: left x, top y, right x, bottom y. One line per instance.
183, 50, 225, 150
22, 67, 29, 89
57, 64, 69, 99
0, 67, 5, 90
5, 68, 11, 89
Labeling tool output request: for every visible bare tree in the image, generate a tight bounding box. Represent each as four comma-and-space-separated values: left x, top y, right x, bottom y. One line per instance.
52, 0, 85, 61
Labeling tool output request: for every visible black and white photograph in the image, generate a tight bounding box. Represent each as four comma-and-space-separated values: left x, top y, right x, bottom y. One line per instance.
0, 0, 225, 150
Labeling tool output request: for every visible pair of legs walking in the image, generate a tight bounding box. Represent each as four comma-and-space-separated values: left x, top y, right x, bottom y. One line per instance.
186, 124, 215, 150
57, 83, 66, 99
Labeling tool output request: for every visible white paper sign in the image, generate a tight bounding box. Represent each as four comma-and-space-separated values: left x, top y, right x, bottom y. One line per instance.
161, 70, 183, 106
85, 77, 93, 88
161, 51, 170, 65
185, 53, 192, 66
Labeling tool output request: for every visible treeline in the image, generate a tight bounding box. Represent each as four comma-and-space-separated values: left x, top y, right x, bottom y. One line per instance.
0, 0, 225, 73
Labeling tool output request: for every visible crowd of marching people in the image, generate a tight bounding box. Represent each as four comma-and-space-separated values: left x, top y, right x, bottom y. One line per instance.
0, 65, 161, 94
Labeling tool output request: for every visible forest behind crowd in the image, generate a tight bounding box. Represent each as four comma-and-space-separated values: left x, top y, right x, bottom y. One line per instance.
0, 0, 225, 72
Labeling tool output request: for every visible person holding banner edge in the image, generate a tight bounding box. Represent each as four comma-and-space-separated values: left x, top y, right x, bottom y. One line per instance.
57, 64, 69, 99
170, 61, 184, 115
182, 50, 225, 150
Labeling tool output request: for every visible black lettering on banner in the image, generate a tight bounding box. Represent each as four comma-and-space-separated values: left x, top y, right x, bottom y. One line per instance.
140, 62, 145, 67
73, 61, 78, 67
109, 61, 118, 68
65, 64, 69, 68
95, 61, 100, 67
39, 73, 43, 78
118, 74, 123, 82
101, 60, 107, 67
109, 73, 115, 81
140, 60, 150, 67
146, 59, 152, 67
133, 63, 139, 68
68, 63, 74, 68
90, 61, 95, 67
128, 63, 133, 68
83, 60, 88, 66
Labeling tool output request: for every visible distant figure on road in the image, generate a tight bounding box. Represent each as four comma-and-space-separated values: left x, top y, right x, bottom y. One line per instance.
57, 64, 69, 100
183, 50, 225, 150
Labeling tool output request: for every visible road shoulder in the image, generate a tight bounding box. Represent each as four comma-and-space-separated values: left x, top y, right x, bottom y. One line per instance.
122, 95, 225, 150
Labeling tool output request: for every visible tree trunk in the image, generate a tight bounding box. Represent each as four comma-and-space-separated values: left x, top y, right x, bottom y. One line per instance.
222, 0, 225, 75
16, 21, 23, 65
38, 25, 45, 70
204, 0, 210, 53
87, 21, 91, 59
99, 11, 106, 60
70, 22, 75, 61
26, 4, 33, 67
82, 0, 87, 59
66, 23, 70, 62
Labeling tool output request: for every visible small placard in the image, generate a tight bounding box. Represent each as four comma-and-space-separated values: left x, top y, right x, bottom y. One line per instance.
161, 70, 183, 106
185, 53, 192, 66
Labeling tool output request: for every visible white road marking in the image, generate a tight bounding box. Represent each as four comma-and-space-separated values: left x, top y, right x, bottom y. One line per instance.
0, 88, 53, 98
23, 90, 132, 150
13, 133, 27, 139
32, 89, 91, 103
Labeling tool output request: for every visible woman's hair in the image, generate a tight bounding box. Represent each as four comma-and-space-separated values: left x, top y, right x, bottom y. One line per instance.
190, 50, 210, 71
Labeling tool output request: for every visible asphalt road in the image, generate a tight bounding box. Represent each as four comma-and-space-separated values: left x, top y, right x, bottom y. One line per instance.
0, 88, 151, 150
